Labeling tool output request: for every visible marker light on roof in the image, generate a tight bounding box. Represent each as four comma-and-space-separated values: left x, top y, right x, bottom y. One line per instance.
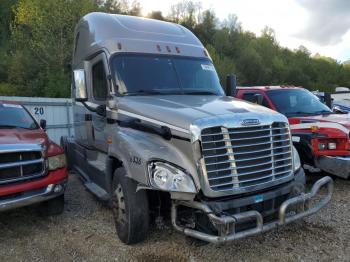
166, 46, 171, 53
156, 44, 161, 52
117, 43, 122, 50
175, 47, 180, 53
203, 49, 208, 57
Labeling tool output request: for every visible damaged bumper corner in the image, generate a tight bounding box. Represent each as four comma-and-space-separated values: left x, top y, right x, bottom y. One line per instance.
171, 176, 333, 244
315, 156, 350, 179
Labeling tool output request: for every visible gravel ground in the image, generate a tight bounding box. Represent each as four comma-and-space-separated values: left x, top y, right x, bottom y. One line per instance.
0, 173, 349, 262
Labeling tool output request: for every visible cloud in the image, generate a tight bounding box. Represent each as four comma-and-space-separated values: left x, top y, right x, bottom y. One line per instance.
295, 0, 350, 45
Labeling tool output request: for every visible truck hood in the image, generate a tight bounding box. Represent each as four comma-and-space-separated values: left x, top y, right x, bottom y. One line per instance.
118, 95, 284, 132
0, 128, 48, 146
289, 113, 350, 130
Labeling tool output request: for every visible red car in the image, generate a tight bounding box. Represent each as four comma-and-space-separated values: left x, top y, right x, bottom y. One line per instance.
236, 86, 350, 179
0, 101, 68, 214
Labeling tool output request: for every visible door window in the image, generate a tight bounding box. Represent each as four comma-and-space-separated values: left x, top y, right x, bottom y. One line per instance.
92, 61, 107, 100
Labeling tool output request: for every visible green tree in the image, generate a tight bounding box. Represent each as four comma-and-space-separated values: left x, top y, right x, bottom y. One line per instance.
194, 10, 216, 46
8, 0, 99, 97
0, 0, 17, 89
0, 0, 349, 98
148, 11, 165, 21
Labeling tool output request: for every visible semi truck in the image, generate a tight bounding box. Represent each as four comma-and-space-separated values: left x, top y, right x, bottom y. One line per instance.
0, 101, 68, 214
62, 13, 333, 244
236, 86, 350, 179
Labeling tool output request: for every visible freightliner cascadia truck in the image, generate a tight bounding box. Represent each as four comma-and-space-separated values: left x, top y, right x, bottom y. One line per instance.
61, 13, 333, 244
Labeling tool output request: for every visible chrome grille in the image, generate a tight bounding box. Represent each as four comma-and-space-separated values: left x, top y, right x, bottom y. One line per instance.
201, 122, 293, 192
0, 144, 45, 185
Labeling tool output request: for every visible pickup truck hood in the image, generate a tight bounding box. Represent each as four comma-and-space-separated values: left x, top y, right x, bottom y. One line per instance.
118, 95, 282, 131
0, 128, 48, 146
289, 113, 350, 130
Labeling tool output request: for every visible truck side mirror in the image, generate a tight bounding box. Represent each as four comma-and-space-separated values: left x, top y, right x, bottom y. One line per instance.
254, 94, 264, 105
73, 69, 88, 102
332, 105, 348, 114
324, 92, 332, 108
40, 119, 47, 130
226, 74, 236, 97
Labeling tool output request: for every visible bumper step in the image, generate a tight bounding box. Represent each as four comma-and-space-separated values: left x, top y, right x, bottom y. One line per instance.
172, 176, 333, 244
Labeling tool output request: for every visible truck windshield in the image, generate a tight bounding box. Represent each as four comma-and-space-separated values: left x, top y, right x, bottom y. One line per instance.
0, 104, 38, 129
111, 54, 224, 96
267, 89, 333, 117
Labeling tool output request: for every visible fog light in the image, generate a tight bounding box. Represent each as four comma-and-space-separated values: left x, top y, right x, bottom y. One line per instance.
328, 142, 336, 150
54, 184, 63, 193
318, 143, 326, 150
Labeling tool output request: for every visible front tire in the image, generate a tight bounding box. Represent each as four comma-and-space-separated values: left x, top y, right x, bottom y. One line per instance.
111, 168, 149, 244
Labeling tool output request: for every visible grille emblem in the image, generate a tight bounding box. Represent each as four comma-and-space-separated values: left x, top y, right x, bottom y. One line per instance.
241, 119, 260, 126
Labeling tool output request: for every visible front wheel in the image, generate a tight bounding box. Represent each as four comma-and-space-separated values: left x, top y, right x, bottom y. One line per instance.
111, 168, 149, 244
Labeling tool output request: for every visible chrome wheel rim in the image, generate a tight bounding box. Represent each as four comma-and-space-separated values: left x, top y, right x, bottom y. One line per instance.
112, 184, 127, 224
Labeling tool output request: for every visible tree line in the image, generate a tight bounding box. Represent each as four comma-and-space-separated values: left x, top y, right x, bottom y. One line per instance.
0, 0, 349, 98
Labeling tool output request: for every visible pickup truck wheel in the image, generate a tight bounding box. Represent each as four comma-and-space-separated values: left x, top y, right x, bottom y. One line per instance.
38, 195, 65, 216
111, 168, 149, 244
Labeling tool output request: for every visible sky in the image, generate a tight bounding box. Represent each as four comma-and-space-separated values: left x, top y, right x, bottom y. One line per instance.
139, 0, 350, 62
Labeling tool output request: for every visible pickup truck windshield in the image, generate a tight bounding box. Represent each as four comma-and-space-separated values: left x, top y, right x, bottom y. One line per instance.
0, 104, 38, 129
267, 89, 333, 117
111, 55, 224, 96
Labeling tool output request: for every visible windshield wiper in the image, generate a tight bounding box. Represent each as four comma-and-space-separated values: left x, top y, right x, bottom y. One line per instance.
183, 91, 218, 95
286, 111, 332, 116
285, 111, 315, 117
312, 110, 333, 115
184, 91, 217, 96
0, 125, 32, 129
122, 89, 164, 96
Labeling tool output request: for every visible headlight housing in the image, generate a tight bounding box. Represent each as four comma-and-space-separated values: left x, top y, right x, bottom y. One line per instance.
148, 162, 196, 193
48, 154, 66, 171
292, 145, 301, 171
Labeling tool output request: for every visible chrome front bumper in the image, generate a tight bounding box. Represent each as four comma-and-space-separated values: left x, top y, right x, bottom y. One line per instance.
316, 156, 350, 179
171, 176, 333, 244
0, 181, 66, 212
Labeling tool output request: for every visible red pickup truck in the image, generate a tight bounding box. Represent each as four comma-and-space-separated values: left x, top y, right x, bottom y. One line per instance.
236, 86, 350, 179
0, 101, 68, 214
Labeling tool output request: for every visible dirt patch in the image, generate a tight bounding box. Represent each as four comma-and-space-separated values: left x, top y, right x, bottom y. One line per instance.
0, 173, 349, 262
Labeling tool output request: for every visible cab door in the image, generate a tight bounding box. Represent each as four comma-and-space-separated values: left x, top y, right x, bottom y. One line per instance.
88, 53, 110, 153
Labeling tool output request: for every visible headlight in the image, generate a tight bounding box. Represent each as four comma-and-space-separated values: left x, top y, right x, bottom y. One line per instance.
318, 143, 326, 150
328, 142, 336, 150
148, 162, 196, 193
292, 145, 301, 171
318, 140, 337, 150
48, 154, 66, 171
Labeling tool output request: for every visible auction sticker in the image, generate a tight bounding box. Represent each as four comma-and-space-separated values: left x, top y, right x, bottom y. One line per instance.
201, 64, 215, 71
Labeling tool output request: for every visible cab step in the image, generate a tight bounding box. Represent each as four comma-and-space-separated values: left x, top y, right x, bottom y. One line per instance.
84, 182, 109, 201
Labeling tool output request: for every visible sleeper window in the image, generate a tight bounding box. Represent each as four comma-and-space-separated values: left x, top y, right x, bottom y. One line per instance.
92, 61, 107, 100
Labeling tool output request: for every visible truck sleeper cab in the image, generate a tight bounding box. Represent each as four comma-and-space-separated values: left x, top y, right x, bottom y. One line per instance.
63, 13, 333, 244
